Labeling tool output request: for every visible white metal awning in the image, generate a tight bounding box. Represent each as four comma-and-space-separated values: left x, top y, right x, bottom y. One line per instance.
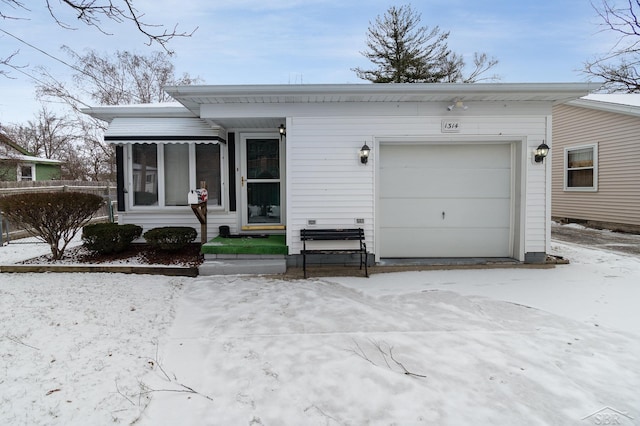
104, 117, 226, 144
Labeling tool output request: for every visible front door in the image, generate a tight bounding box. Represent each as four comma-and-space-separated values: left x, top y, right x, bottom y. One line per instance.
240, 134, 285, 230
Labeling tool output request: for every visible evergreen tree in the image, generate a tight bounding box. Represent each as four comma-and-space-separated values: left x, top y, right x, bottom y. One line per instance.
353, 4, 499, 83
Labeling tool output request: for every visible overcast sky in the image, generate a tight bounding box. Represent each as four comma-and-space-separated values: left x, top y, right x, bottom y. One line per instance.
0, 0, 616, 125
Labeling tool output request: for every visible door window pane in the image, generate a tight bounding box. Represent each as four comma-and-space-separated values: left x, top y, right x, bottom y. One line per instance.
164, 143, 189, 206
247, 182, 280, 223
247, 139, 279, 179
196, 143, 221, 206
132, 144, 158, 205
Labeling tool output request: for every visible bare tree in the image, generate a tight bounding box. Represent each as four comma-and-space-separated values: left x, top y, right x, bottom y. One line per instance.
37, 47, 201, 110
353, 4, 500, 83
4, 106, 76, 160
461, 53, 501, 83
33, 48, 201, 181
74, 119, 116, 181
1, 0, 196, 53
585, 0, 640, 92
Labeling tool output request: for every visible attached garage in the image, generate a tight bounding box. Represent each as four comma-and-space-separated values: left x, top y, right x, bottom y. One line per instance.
378, 142, 514, 258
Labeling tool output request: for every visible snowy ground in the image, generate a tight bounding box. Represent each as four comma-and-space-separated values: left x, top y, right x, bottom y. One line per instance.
1, 235, 639, 425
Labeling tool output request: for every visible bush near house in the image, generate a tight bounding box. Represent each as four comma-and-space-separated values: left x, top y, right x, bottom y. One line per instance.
0, 192, 104, 260
82, 223, 142, 254
143, 226, 197, 251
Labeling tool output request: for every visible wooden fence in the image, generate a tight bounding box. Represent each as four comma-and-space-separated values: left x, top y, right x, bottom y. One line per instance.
1, 181, 117, 244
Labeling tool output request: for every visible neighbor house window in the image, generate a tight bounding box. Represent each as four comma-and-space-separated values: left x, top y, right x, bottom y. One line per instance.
19, 164, 33, 181
131, 142, 223, 208
564, 144, 598, 191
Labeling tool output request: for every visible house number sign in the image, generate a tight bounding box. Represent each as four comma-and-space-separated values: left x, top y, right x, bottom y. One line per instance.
441, 120, 461, 133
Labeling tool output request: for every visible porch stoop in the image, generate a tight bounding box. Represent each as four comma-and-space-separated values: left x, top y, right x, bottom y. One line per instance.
200, 255, 287, 275
199, 235, 288, 275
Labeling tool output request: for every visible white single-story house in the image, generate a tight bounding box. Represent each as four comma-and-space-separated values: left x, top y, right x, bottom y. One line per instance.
83, 83, 597, 268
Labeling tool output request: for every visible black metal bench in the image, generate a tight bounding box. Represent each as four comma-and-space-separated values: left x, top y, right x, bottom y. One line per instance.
300, 228, 369, 278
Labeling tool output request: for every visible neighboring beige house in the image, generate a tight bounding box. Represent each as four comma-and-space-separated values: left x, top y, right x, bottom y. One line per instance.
552, 94, 640, 232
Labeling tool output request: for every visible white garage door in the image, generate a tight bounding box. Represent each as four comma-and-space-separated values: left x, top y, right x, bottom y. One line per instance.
379, 143, 512, 258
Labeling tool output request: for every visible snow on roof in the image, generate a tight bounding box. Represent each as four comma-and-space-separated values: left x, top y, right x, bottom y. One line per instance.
568, 93, 640, 117
12, 154, 62, 164
582, 93, 640, 107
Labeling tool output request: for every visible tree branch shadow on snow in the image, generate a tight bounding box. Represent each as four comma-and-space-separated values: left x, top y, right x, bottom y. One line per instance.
347, 339, 427, 379
116, 342, 213, 422
4, 334, 40, 351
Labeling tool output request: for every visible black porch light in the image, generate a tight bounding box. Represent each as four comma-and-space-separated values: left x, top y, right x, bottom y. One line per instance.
534, 142, 550, 163
359, 143, 371, 164
278, 124, 286, 140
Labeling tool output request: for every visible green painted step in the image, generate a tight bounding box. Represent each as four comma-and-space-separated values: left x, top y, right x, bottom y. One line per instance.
201, 234, 288, 255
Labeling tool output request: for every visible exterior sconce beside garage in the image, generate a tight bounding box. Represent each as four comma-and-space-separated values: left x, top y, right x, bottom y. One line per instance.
359, 143, 371, 164
279, 124, 286, 140
534, 142, 550, 163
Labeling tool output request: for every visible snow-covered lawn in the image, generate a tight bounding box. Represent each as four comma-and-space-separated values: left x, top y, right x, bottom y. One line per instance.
1, 238, 639, 425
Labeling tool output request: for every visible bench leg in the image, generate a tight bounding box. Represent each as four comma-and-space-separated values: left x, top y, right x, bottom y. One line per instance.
364, 252, 368, 277
303, 253, 307, 278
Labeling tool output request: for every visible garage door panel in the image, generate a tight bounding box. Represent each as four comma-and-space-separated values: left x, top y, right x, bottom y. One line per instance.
381, 144, 511, 168
380, 168, 511, 198
379, 228, 511, 257
380, 198, 511, 228
379, 143, 512, 258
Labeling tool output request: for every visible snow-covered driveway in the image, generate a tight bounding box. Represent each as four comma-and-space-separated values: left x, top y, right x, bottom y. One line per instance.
1, 236, 639, 425
139, 244, 640, 425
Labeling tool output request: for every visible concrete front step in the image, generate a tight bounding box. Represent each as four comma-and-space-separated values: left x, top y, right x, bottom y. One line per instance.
199, 258, 287, 275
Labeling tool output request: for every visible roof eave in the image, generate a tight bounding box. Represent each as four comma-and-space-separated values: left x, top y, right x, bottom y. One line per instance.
566, 97, 640, 117
81, 105, 195, 123
164, 82, 602, 103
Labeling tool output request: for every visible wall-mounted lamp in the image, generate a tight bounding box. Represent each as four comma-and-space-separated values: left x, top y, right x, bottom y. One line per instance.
534, 142, 550, 163
447, 100, 468, 111
359, 143, 371, 164
278, 124, 286, 140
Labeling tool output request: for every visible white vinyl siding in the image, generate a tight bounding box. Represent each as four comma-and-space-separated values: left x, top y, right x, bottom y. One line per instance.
116, 210, 238, 242
286, 111, 549, 260
552, 104, 640, 226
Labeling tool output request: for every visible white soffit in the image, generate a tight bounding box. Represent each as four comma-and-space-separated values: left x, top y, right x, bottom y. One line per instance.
165, 82, 601, 107
104, 117, 226, 144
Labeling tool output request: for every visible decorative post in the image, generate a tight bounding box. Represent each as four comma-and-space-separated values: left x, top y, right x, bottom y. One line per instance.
189, 181, 208, 245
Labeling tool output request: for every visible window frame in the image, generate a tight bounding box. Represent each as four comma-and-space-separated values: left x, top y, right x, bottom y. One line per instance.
127, 142, 226, 210
18, 164, 34, 181
564, 143, 598, 192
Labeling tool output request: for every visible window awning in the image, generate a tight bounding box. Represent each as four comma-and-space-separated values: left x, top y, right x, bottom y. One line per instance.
104, 117, 226, 144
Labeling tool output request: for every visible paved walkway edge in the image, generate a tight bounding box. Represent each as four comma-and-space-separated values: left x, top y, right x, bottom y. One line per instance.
0, 264, 198, 277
